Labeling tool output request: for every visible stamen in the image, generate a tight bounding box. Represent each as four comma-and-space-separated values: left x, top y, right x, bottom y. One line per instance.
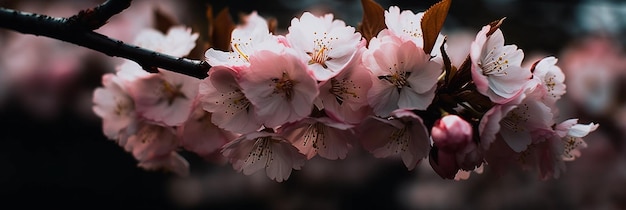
246, 137, 274, 167
303, 122, 326, 149
114, 96, 133, 116
387, 126, 410, 153
378, 70, 411, 90
161, 80, 186, 105
330, 78, 359, 105
272, 72, 298, 101
480, 49, 509, 76
233, 43, 249, 62
307, 46, 332, 69
501, 104, 529, 132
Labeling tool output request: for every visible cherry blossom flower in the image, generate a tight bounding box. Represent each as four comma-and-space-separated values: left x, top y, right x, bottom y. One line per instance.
286, 12, 363, 81
133, 26, 199, 58
555, 119, 599, 161
122, 122, 180, 173
198, 66, 262, 133
484, 133, 565, 180
178, 105, 238, 160
531, 56, 566, 107
107, 25, 202, 126
280, 116, 355, 160
115, 60, 152, 81
126, 69, 200, 126
363, 30, 442, 117
317, 42, 372, 124
359, 109, 430, 170
92, 73, 137, 140
221, 131, 306, 182
503, 128, 566, 180
482, 107, 598, 181
559, 36, 625, 116
205, 11, 276, 68
238, 47, 319, 128
384, 6, 446, 57
470, 25, 531, 104
479, 84, 554, 152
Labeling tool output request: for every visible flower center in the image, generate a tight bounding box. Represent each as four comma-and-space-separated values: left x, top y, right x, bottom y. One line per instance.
220, 89, 251, 115
501, 104, 530, 132
544, 74, 557, 94
303, 122, 327, 149
233, 43, 250, 62
161, 80, 186, 105
137, 124, 165, 143
388, 125, 410, 153
114, 96, 133, 116
480, 49, 509, 76
330, 78, 360, 105
562, 136, 583, 160
306, 32, 336, 69
401, 20, 422, 38
247, 137, 274, 167
378, 69, 411, 90
272, 72, 298, 101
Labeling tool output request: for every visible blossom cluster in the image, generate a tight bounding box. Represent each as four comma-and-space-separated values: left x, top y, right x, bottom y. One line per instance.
93, 4, 598, 182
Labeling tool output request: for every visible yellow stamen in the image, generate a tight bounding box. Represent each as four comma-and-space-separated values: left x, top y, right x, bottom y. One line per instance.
233, 43, 249, 62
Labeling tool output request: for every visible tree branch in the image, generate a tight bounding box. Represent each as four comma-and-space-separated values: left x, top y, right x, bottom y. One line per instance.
0, 1, 210, 79
68, 0, 132, 30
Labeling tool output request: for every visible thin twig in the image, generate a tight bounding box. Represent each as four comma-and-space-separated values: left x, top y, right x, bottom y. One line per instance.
0, 1, 210, 79
67, 0, 132, 30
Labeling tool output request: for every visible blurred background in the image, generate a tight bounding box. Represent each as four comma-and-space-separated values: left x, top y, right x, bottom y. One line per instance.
0, 0, 625, 209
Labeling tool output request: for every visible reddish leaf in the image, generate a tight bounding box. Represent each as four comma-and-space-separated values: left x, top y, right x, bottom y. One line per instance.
439, 36, 453, 84
266, 17, 278, 35
421, 0, 451, 54
486, 17, 506, 36
207, 6, 235, 51
154, 8, 177, 34
357, 0, 386, 45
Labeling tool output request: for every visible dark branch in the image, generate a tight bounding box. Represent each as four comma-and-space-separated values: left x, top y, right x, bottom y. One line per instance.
0, 5, 210, 79
68, 0, 132, 30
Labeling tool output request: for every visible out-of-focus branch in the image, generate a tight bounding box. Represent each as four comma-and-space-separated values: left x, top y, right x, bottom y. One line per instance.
0, 0, 210, 79
67, 0, 132, 30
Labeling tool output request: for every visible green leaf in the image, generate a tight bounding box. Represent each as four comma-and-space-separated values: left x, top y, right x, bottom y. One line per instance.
357, 0, 386, 45
421, 0, 451, 54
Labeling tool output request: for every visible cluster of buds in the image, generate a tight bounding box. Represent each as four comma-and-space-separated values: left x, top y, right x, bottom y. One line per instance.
92, 0, 598, 182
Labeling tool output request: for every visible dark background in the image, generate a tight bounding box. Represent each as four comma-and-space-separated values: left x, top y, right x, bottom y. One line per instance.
0, 0, 625, 209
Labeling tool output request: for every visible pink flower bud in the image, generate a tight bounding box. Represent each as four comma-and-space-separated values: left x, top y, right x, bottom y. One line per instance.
431, 115, 473, 152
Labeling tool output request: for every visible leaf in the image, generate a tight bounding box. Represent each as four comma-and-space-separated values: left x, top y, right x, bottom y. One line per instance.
207, 6, 235, 51
486, 17, 506, 36
266, 17, 278, 35
439, 36, 453, 85
357, 0, 386, 45
447, 56, 471, 92
421, 0, 451, 55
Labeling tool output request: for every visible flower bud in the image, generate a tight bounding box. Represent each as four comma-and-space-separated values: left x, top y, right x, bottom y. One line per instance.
431, 115, 473, 152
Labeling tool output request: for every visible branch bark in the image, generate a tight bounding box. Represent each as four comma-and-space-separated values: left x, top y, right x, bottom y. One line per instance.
0, 0, 211, 79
